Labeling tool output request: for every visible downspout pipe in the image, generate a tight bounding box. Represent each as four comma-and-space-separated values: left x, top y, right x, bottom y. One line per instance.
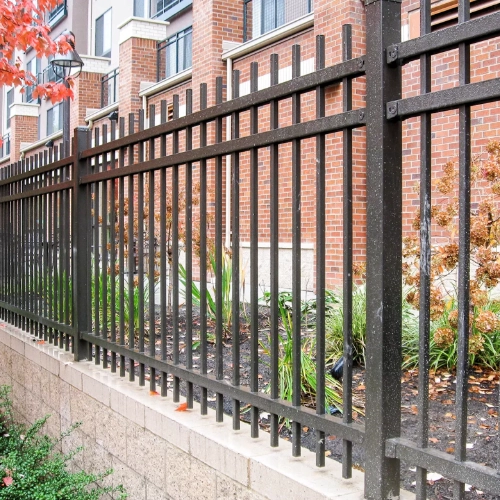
225, 56, 232, 249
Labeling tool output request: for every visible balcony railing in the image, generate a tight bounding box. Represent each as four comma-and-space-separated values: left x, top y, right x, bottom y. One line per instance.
48, 0, 67, 25
101, 69, 119, 109
1, 134, 10, 158
156, 27, 192, 82
151, 0, 192, 20
243, 0, 313, 42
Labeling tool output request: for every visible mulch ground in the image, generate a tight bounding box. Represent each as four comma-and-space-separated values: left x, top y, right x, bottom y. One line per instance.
133, 307, 500, 499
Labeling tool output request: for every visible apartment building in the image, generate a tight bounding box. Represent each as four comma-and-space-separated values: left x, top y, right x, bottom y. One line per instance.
1, 0, 499, 289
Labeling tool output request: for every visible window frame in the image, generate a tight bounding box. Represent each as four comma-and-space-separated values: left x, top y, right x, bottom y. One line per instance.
47, 103, 63, 136
96, 8, 112, 58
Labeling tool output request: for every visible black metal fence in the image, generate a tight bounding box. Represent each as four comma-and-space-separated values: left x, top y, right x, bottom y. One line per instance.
1, 2, 500, 499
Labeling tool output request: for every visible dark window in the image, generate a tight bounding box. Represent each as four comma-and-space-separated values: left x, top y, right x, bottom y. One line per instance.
1, 134, 10, 158
47, 103, 62, 136
261, 0, 284, 34
48, 0, 67, 26
159, 26, 192, 80
6, 89, 14, 129
96, 9, 112, 58
25, 57, 41, 103
244, 0, 312, 41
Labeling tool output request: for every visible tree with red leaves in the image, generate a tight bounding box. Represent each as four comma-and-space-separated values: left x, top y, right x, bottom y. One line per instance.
0, 0, 74, 102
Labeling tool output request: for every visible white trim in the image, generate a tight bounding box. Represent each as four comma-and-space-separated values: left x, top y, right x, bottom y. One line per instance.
139, 68, 192, 98
117, 16, 170, 30
85, 101, 119, 124
0, 155, 10, 163
10, 102, 39, 118
20, 131, 63, 155
221, 13, 314, 61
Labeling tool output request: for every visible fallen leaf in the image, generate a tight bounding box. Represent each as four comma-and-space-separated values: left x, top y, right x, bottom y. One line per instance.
36, 340, 45, 344
175, 402, 188, 412
429, 437, 439, 444
325, 450, 331, 457
3, 477, 13, 486
303, 426, 309, 432
149, 391, 159, 396
446, 447, 454, 453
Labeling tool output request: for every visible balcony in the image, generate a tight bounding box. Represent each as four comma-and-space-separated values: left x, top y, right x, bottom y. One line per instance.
151, 0, 192, 21
1, 134, 10, 158
101, 69, 119, 109
156, 27, 192, 82
47, 0, 67, 26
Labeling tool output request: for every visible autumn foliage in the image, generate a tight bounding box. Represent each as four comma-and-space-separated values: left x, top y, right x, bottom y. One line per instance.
0, 0, 74, 102
403, 141, 500, 366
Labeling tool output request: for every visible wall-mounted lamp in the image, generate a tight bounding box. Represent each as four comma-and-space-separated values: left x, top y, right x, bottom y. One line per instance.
108, 110, 119, 121
45, 139, 54, 148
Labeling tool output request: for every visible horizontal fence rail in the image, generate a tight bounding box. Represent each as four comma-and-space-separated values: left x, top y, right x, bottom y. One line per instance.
0, 2, 499, 499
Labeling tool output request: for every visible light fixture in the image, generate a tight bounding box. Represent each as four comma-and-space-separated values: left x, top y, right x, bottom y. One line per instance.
45, 139, 54, 148
108, 110, 119, 121
50, 30, 84, 158
51, 30, 84, 81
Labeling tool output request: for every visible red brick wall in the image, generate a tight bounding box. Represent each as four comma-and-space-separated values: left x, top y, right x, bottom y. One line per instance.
10, 114, 38, 163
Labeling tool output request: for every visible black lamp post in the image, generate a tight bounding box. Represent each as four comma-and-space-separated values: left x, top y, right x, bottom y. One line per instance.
50, 30, 84, 158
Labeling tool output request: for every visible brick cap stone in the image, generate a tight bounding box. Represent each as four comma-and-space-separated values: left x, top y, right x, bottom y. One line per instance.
79, 55, 112, 74
10, 102, 39, 118
119, 17, 169, 45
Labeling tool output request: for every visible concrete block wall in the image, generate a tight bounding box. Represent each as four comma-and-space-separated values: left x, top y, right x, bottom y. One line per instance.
0, 323, 392, 500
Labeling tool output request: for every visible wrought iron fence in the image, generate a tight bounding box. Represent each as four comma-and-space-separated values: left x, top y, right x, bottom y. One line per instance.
101, 69, 119, 109
0, 2, 500, 499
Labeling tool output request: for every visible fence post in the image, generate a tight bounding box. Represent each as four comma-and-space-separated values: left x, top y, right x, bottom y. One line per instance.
72, 127, 92, 361
364, 0, 403, 498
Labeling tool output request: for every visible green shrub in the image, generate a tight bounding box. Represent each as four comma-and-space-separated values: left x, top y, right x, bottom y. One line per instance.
326, 284, 420, 367
402, 296, 500, 371
0, 386, 126, 500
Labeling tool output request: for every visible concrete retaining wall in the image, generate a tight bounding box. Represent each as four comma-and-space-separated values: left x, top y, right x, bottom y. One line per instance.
0, 323, 408, 500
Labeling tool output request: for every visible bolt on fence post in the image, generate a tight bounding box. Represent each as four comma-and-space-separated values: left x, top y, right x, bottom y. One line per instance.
72, 127, 92, 361
364, 0, 403, 498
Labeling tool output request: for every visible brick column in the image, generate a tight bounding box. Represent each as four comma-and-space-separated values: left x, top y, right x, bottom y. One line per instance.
71, 56, 112, 134
191, 0, 243, 108
10, 103, 39, 163
118, 18, 169, 119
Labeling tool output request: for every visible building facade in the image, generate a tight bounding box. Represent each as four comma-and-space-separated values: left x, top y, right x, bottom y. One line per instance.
1, 0, 499, 290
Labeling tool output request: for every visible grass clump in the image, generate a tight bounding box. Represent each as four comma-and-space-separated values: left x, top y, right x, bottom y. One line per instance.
0, 386, 126, 500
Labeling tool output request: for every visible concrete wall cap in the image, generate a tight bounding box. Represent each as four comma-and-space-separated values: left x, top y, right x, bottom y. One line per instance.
10, 102, 40, 118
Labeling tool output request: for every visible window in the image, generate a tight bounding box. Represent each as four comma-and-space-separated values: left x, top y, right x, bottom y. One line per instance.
134, 0, 146, 17
25, 57, 41, 103
1, 134, 10, 158
151, 0, 192, 20
101, 69, 119, 108
6, 89, 14, 129
96, 9, 112, 58
244, 0, 312, 41
160, 27, 193, 78
48, 0, 67, 26
47, 103, 62, 136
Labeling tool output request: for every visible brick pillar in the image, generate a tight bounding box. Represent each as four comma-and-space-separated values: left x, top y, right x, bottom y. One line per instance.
118, 18, 168, 120
191, 0, 243, 108
10, 103, 39, 163
71, 56, 112, 134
